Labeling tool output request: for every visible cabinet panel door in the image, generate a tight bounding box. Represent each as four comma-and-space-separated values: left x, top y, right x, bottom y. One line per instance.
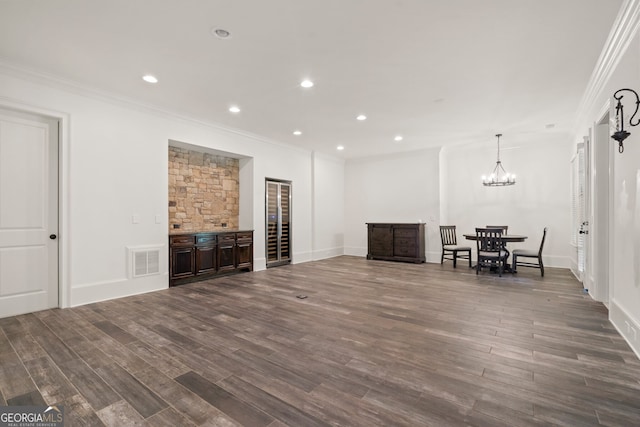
171, 247, 195, 278
236, 242, 253, 269
218, 244, 236, 272
196, 246, 216, 274
369, 225, 393, 257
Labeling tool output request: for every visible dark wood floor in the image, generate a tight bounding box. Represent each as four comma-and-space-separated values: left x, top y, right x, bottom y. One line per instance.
1, 256, 640, 426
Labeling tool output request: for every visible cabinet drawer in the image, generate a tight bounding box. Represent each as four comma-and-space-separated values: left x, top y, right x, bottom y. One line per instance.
394, 245, 417, 257
394, 238, 416, 248
394, 228, 417, 238
236, 231, 253, 241
170, 235, 195, 246
218, 233, 236, 243
196, 234, 217, 245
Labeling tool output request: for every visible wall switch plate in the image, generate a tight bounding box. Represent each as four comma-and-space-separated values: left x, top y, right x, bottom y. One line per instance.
155, 214, 161, 224
132, 214, 140, 224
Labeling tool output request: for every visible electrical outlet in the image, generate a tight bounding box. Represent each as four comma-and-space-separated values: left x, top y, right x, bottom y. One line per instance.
132, 214, 140, 224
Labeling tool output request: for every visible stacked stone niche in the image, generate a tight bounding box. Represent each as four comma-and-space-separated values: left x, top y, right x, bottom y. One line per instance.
168, 146, 239, 231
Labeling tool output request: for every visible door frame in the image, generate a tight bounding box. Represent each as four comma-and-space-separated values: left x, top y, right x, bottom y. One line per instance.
0, 97, 70, 309
591, 101, 613, 304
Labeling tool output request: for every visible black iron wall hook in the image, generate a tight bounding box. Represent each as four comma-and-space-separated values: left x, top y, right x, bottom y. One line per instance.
611, 88, 640, 153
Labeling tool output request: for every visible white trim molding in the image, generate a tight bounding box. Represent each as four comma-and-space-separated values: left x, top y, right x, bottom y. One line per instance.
575, 0, 640, 131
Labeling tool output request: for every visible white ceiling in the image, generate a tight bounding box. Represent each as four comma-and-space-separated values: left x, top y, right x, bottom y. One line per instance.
0, 0, 622, 158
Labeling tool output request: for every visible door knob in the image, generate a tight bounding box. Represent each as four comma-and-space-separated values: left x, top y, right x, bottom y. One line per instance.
49, 234, 57, 240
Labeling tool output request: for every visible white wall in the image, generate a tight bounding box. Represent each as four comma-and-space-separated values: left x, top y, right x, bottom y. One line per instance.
441, 134, 573, 267
344, 148, 441, 261
573, 4, 640, 357
0, 68, 338, 306
312, 152, 345, 260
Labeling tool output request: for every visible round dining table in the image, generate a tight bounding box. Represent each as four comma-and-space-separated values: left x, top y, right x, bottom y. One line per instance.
463, 234, 527, 243
463, 233, 528, 273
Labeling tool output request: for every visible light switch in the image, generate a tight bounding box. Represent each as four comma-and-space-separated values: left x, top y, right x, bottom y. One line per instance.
155, 214, 161, 224
132, 214, 140, 224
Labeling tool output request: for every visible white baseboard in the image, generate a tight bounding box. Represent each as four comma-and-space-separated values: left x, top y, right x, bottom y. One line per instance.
312, 247, 344, 260
292, 251, 313, 264
70, 274, 168, 307
610, 298, 640, 360
344, 246, 367, 257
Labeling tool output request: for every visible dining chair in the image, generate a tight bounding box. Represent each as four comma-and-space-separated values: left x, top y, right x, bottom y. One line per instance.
439, 225, 472, 268
475, 227, 508, 276
512, 227, 547, 276
486, 225, 508, 234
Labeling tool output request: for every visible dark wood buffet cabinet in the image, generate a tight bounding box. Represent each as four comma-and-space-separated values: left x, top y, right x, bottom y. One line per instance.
169, 230, 253, 286
366, 223, 425, 263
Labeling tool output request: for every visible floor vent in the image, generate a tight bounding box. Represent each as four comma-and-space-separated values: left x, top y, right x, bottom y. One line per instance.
128, 246, 162, 278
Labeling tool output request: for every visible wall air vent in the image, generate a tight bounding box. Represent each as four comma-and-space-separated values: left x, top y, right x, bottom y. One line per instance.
127, 246, 162, 278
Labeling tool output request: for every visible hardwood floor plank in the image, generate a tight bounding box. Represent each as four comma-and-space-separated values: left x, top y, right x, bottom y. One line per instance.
58, 360, 121, 412
5, 330, 48, 361
92, 320, 139, 345
24, 356, 78, 404
533, 403, 600, 426
95, 363, 167, 419
144, 407, 198, 427
0, 343, 39, 399
219, 375, 331, 427
175, 371, 273, 426
58, 394, 106, 427
135, 366, 232, 426
7, 390, 46, 406
6, 390, 46, 406
96, 400, 145, 427
125, 340, 190, 378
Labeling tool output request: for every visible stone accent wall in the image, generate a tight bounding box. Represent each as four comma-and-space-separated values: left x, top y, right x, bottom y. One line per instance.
168, 147, 239, 232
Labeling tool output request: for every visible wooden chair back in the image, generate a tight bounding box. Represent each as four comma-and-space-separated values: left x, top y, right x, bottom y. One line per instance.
476, 227, 504, 254
439, 225, 458, 246
486, 225, 508, 235
538, 227, 548, 256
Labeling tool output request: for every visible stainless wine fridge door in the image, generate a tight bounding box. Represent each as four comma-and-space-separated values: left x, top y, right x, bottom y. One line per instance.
266, 179, 291, 267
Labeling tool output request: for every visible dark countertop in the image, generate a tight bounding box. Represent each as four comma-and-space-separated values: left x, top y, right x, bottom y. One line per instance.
169, 229, 252, 236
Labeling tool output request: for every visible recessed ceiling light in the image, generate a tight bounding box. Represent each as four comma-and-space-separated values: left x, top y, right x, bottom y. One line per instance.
356, 115, 367, 121
229, 106, 241, 113
545, 123, 556, 129
142, 75, 158, 83
337, 145, 345, 151
300, 80, 314, 88
293, 130, 302, 136
211, 28, 231, 39
394, 135, 403, 142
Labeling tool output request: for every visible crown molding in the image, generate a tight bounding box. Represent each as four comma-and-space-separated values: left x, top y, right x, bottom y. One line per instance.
0, 58, 312, 156
575, 0, 640, 131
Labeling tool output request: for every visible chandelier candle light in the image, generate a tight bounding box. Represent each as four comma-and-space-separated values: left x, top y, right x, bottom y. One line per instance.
482, 133, 516, 186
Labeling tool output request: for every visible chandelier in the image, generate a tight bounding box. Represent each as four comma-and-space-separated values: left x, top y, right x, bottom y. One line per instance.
482, 133, 516, 186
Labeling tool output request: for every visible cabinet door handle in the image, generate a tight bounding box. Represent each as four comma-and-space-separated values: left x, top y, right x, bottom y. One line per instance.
49, 234, 57, 240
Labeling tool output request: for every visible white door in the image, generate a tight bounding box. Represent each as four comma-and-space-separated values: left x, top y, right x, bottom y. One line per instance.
0, 109, 58, 318
571, 142, 587, 284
